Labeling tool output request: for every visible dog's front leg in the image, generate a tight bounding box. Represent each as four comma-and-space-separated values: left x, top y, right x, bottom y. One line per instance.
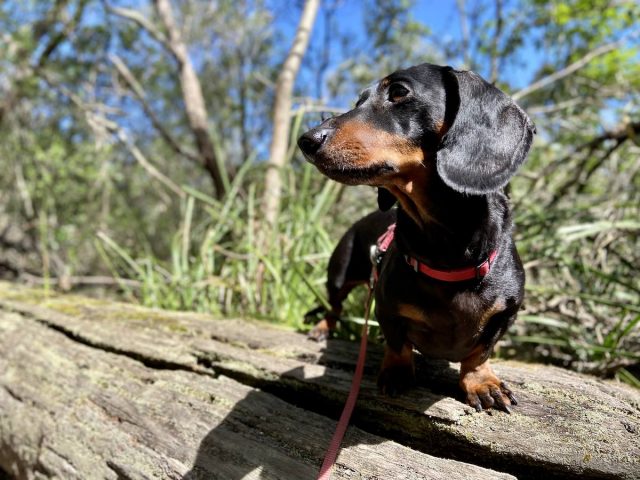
377, 341, 415, 396
459, 345, 517, 413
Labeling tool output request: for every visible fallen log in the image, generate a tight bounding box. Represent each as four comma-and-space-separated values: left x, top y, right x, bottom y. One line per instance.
0, 281, 638, 479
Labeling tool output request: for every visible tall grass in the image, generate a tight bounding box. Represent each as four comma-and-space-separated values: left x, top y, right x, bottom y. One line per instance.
96, 114, 347, 328
503, 145, 640, 385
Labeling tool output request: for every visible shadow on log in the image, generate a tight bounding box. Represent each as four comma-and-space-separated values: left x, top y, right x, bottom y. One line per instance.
0, 281, 638, 479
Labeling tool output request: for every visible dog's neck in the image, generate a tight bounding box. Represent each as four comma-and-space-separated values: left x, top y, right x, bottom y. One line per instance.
387, 167, 508, 269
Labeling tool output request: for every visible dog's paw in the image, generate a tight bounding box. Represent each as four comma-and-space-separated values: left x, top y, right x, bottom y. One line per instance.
303, 306, 326, 325
460, 371, 517, 413
307, 319, 332, 342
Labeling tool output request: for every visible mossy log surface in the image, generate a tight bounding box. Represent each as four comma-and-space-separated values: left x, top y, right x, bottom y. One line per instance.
0, 282, 638, 480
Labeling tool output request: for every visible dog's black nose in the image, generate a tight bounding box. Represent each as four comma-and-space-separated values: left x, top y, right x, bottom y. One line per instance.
298, 128, 331, 157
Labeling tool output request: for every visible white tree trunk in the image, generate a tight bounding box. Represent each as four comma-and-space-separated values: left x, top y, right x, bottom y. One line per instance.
262, 0, 320, 231
154, 0, 226, 197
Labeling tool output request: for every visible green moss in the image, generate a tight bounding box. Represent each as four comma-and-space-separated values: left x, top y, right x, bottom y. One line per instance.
0, 285, 55, 304
165, 323, 189, 333
44, 301, 83, 316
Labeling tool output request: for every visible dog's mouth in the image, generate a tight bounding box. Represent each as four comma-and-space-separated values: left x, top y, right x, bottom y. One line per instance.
315, 162, 397, 185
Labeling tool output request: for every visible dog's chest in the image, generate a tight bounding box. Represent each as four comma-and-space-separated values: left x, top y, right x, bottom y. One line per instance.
392, 300, 483, 361
376, 252, 502, 362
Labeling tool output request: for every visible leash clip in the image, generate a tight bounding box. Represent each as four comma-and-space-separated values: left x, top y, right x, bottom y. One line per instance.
369, 244, 379, 266
405, 255, 419, 272
369, 244, 381, 289
475, 254, 494, 280
475, 264, 482, 281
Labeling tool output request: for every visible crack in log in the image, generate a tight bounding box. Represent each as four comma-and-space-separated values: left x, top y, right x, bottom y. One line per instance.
194, 350, 457, 426
106, 460, 135, 480
192, 350, 632, 480
2, 385, 24, 403
1, 303, 219, 380
37, 319, 206, 375
39, 446, 80, 478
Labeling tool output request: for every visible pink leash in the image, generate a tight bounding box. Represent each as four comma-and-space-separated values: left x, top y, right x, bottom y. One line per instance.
317, 286, 374, 480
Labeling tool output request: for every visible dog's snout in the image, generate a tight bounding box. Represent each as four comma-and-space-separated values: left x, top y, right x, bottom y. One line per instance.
298, 128, 332, 158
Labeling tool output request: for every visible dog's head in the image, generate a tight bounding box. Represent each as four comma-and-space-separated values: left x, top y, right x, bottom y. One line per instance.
298, 63, 535, 208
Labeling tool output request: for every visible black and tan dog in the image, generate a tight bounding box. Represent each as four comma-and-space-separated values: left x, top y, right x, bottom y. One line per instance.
298, 63, 535, 413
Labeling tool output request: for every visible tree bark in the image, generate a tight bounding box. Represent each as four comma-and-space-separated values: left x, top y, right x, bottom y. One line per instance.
0, 283, 515, 480
153, 0, 227, 198
0, 282, 638, 480
261, 0, 320, 232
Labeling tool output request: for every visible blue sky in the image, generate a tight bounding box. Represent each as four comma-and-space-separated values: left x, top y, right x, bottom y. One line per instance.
272, 0, 545, 106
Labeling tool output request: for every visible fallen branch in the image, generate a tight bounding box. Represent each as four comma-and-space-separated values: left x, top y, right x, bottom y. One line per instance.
19, 273, 141, 289
0, 282, 638, 480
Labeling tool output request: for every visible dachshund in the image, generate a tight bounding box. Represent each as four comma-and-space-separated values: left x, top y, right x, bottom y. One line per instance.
298, 63, 535, 413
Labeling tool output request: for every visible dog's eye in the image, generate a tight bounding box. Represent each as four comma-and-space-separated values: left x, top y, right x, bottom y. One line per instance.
388, 84, 409, 102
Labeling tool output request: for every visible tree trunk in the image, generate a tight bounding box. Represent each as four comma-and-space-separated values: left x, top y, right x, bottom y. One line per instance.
154, 0, 226, 198
0, 282, 638, 480
262, 0, 320, 231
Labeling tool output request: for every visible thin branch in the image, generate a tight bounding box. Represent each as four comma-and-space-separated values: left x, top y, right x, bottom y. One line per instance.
111, 127, 186, 199
527, 97, 583, 115
40, 72, 185, 200
153, 0, 226, 197
253, 72, 276, 90
513, 33, 637, 101
20, 273, 142, 289
489, 0, 503, 83
516, 120, 640, 207
1, 1, 86, 123
34, 0, 88, 69
109, 53, 199, 163
574, 120, 640, 152
153, 0, 188, 67
107, 5, 173, 54
110, 1, 227, 197
550, 138, 624, 206
456, 0, 471, 68
289, 105, 347, 116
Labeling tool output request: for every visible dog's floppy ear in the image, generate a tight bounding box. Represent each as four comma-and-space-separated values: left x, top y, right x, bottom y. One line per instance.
377, 187, 396, 211
437, 69, 536, 195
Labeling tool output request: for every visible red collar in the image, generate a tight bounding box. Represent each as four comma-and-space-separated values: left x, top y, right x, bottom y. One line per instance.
405, 249, 498, 282
375, 223, 498, 282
